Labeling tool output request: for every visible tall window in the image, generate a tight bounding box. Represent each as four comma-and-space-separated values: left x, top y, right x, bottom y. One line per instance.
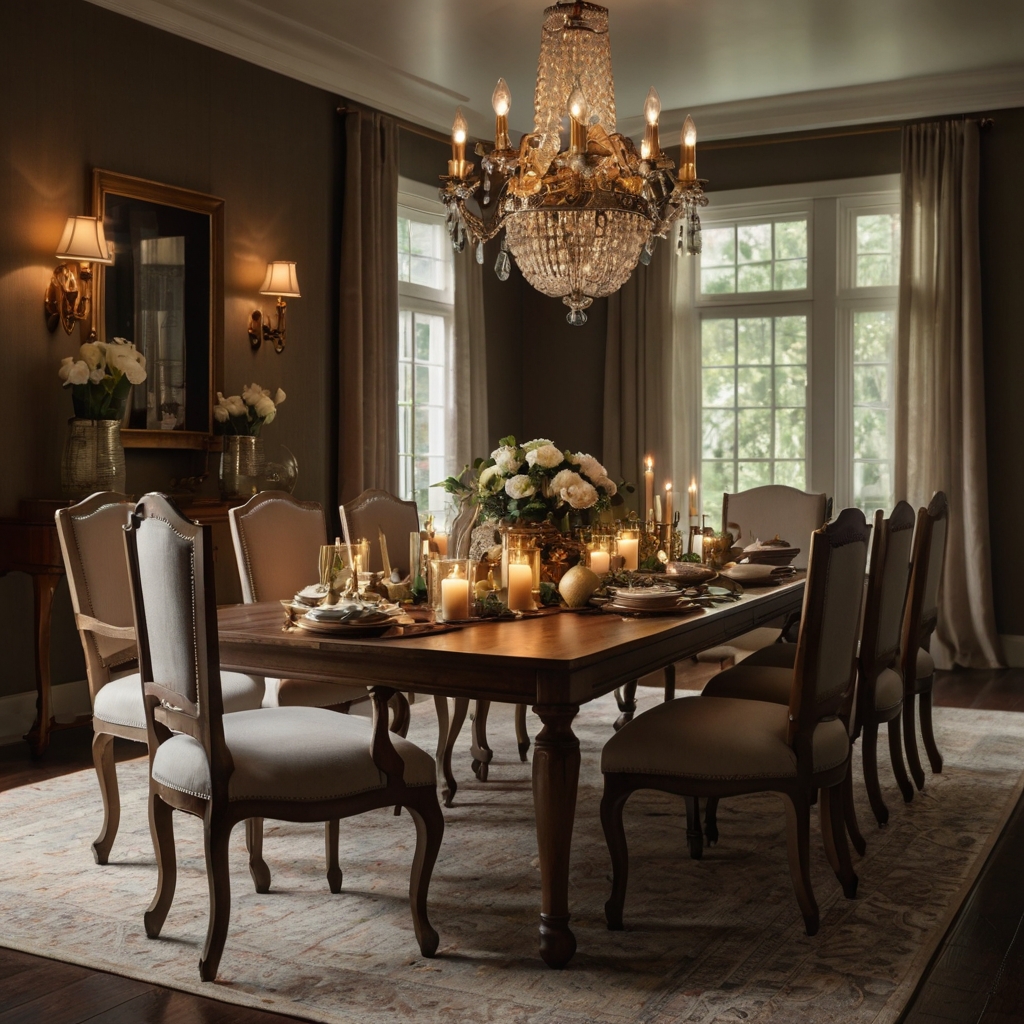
686, 179, 900, 528
397, 182, 453, 523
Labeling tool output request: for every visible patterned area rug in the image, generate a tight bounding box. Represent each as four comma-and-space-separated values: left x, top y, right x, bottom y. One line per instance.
2, 691, 1023, 1024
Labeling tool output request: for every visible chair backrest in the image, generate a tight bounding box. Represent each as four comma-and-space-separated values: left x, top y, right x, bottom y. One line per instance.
788, 507, 871, 752
902, 491, 949, 668
722, 485, 828, 570
342, 488, 420, 577
448, 468, 478, 559
124, 494, 226, 775
55, 491, 136, 701
229, 490, 327, 603
860, 501, 916, 674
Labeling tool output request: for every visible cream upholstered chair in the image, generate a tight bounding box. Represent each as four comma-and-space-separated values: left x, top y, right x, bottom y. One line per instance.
126, 493, 443, 982
343, 487, 420, 577
706, 501, 917, 831
600, 507, 869, 937
901, 491, 949, 791
722, 485, 829, 571
55, 491, 265, 865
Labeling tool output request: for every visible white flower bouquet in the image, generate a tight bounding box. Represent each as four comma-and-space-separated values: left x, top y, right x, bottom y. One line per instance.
442, 435, 629, 524
58, 338, 147, 420
214, 384, 286, 435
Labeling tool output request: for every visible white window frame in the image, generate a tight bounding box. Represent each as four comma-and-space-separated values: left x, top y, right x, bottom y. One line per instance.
677, 174, 900, 521
398, 177, 455, 523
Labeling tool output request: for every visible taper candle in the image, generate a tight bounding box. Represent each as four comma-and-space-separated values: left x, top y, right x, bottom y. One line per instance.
644, 455, 654, 521
664, 482, 674, 526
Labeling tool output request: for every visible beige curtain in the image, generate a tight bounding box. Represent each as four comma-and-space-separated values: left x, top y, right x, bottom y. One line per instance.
337, 109, 399, 504
895, 120, 1003, 669
452, 248, 489, 471
603, 246, 674, 511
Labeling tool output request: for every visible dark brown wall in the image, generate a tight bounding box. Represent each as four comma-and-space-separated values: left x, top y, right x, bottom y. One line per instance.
0, 0, 340, 698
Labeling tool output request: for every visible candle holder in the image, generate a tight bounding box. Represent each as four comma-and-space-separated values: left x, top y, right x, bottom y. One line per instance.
428, 557, 472, 621
617, 523, 641, 571
502, 527, 541, 610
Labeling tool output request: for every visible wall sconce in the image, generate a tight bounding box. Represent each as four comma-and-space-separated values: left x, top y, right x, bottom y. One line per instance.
44, 216, 115, 336
248, 261, 300, 353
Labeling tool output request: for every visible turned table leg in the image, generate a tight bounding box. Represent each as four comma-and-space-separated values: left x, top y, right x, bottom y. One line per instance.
532, 703, 581, 969
25, 572, 61, 758
470, 699, 493, 781
433, 695, 469, 807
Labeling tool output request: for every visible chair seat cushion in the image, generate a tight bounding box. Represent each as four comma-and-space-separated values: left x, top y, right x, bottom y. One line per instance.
94, 671, 264, 730
151, 706, 435, 802
735, 643, 798, 670
694, 628, 783, 664
267, 677, 371, 709
602, 696, 848, 781
916, 647, 935, 680
701, 665, 793, 704
875, 667, 903, 713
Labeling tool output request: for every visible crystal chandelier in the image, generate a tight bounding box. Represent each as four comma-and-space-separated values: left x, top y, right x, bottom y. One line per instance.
440, 1, 707, 325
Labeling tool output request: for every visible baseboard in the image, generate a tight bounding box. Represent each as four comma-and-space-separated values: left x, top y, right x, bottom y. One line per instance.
0, 679, 91, 747
999, 635, 1024, 669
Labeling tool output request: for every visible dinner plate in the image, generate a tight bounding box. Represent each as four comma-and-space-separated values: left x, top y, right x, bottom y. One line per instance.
608, 586, 687, 611
718, 564, 797, 585
294, 616, 394, 638
603, 601, 701, 617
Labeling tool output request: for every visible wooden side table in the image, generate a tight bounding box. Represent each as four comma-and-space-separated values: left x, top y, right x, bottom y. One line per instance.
0, 496, 242, 757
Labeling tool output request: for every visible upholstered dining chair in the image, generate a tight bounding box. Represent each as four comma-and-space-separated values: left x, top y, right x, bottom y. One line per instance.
901, 491, 949, 791
705, 501, 918, 831
125, 493, 443, 982
343, 487, 421, 577
55, 491, 265, 865
600, 507, 869, 937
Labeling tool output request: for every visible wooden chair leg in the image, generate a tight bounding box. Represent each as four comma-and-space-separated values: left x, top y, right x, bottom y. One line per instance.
515, 703, 531, 762
663, 664, 676, 702
903, 691, 926, 791
684, 796, 704, 860
389, 691, 411, 738
820, 783, 858, 899
861, 720, 889, 826
887, 715, 915, 804
244, 817, 271, 893
91, 732, 120, 865
600, 775, 632, 930
143, 791, 176, 939
434, 696, 469, 807
783, 792, 819, 936
404, 788, 444, 958
842, 760, 867, 856
325, 819, 342, 893
470, 699, 492, 781
704, 796, 720, 846
199, 817, 233, 983
919, 686, 943, 775
613, 680, 638, 731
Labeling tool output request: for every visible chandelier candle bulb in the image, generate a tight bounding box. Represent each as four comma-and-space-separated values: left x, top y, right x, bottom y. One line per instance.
664, 482, 673, 526
449, 108, 470, 178
492, 78, 512, 151
440, 563, 471, 621
679, 115, 698, 183
642, 86, 662, 160
567, 83, 589, 155
644, 455, 654, 521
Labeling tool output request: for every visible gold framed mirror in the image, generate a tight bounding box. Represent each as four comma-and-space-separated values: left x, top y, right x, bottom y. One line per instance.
91, 169, 224, 449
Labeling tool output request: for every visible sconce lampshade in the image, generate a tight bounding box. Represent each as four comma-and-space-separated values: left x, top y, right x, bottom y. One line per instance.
259, 261, 301, 298
56, 216, 115, 264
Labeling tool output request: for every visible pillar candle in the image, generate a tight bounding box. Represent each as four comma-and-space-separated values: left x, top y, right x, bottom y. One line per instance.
644, 456, 654, 521
589, 550, 610, 574
507, 562, 535, 611
441, 565, 470, 620
434, 534, 448, 556
618, 538, 639, 571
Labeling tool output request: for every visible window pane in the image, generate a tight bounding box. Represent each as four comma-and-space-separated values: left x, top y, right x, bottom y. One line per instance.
701, 266, 735, 294
737, 409, 771, 459
775, 316, 807, 364
398, 361, 411, 404
701, 217, 810, 296
703, 227, 735, 267
701, 461, 734, 528
737, 223, 771, 264
774, 460, 805, 488
399, 310, 412, 360
408, 220, 436, 256
773, 258, 807, 290
737, 366, 772, 407
775, 365, 807, 407
702, 409, 735, 459
854, 310, 894, 361
856, 255, 893, 288
854, 407, 889, 460
737, 317, 771, 364
854, 461, 892, 514
775, 220, 807, 260
738, 461, 771, 490
702, 319, 735, 365
737, 262, 771, 292
854, 364, 888, 406
702, 367, 735, 408
774, 408, 805, 460
855, 213, 900, 287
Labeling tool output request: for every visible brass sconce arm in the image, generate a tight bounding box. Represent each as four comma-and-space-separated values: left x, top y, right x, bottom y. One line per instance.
248, 297, 289, 354
45, 261, 96, 336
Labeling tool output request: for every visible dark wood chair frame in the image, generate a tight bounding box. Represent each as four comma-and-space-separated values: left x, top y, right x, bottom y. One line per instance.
125, 493, 443, 981
600, 508, 869, 937
901, 491, 949, 790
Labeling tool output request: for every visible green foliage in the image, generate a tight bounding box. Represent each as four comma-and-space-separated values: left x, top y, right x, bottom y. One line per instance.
477, 592, 514, 619
538, 581, 561, 607
70, 370, 132, 421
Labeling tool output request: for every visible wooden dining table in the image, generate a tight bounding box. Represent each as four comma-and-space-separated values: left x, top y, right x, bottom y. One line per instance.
217, 577, 805, 969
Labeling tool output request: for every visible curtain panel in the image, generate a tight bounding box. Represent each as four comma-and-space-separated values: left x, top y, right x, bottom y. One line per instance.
337, 109, 399, 504
603, 247, 675, 512
896, 119, 1003, 669
452, 248, 489, 473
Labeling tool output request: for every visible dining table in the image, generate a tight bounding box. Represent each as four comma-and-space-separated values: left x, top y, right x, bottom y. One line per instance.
217, 576, 805, 969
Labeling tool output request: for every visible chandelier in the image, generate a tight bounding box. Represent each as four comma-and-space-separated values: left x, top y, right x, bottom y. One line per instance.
439, 1, 707, 325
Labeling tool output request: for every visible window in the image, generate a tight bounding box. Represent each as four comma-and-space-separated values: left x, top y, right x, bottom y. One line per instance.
397, 181, 454, 524
681, 177, 900, 527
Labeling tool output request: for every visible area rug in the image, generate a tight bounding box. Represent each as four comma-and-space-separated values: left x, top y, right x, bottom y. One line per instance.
2, 691, 1023, 1024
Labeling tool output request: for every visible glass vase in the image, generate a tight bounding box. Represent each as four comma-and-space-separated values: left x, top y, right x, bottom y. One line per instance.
219, 435, 264, 499
60, 418, 126, 499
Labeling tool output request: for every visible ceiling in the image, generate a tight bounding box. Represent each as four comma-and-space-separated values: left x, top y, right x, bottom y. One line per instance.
88, 0, 1024, 140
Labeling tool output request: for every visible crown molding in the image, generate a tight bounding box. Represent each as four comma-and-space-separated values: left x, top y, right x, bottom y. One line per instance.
87, 1, 1024, 142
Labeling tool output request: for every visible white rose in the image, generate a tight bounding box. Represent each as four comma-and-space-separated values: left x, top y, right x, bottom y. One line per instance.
274, 388, 286, 405
59, 358, 90, 385
562, 479, 599, 509
243, 383, 269, 406
573, 452, 607, 483
595, 476, 617, 497
550, 469, 583, 494
80, 343, 103, 370
122, 357, 146, 385
254, 394, 276, 419
478, 464, 504, 493
213, 404, 229, 423
526, 443, 563, 469
504, 474, 536, 500
224, 394, 246, 417
522, 438, 553, 452
88, 366, 106, 384
491, 444, 522, 475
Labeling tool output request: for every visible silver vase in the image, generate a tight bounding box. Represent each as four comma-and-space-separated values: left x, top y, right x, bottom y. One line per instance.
220, 435, 265, 499
61, 418, 126, 499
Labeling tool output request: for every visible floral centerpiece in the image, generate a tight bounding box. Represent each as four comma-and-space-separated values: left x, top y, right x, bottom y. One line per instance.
58, 338, 147, 420
213, 383, 286, 435
214, 383, 286, 498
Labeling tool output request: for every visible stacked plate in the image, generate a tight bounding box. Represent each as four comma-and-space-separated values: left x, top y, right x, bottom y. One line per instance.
718, 564, 797, 586
607, 585, 690, 613
296, 604, 393, 637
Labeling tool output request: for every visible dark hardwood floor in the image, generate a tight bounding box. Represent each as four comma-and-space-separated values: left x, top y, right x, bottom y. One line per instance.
1, 667, 1022, 1024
